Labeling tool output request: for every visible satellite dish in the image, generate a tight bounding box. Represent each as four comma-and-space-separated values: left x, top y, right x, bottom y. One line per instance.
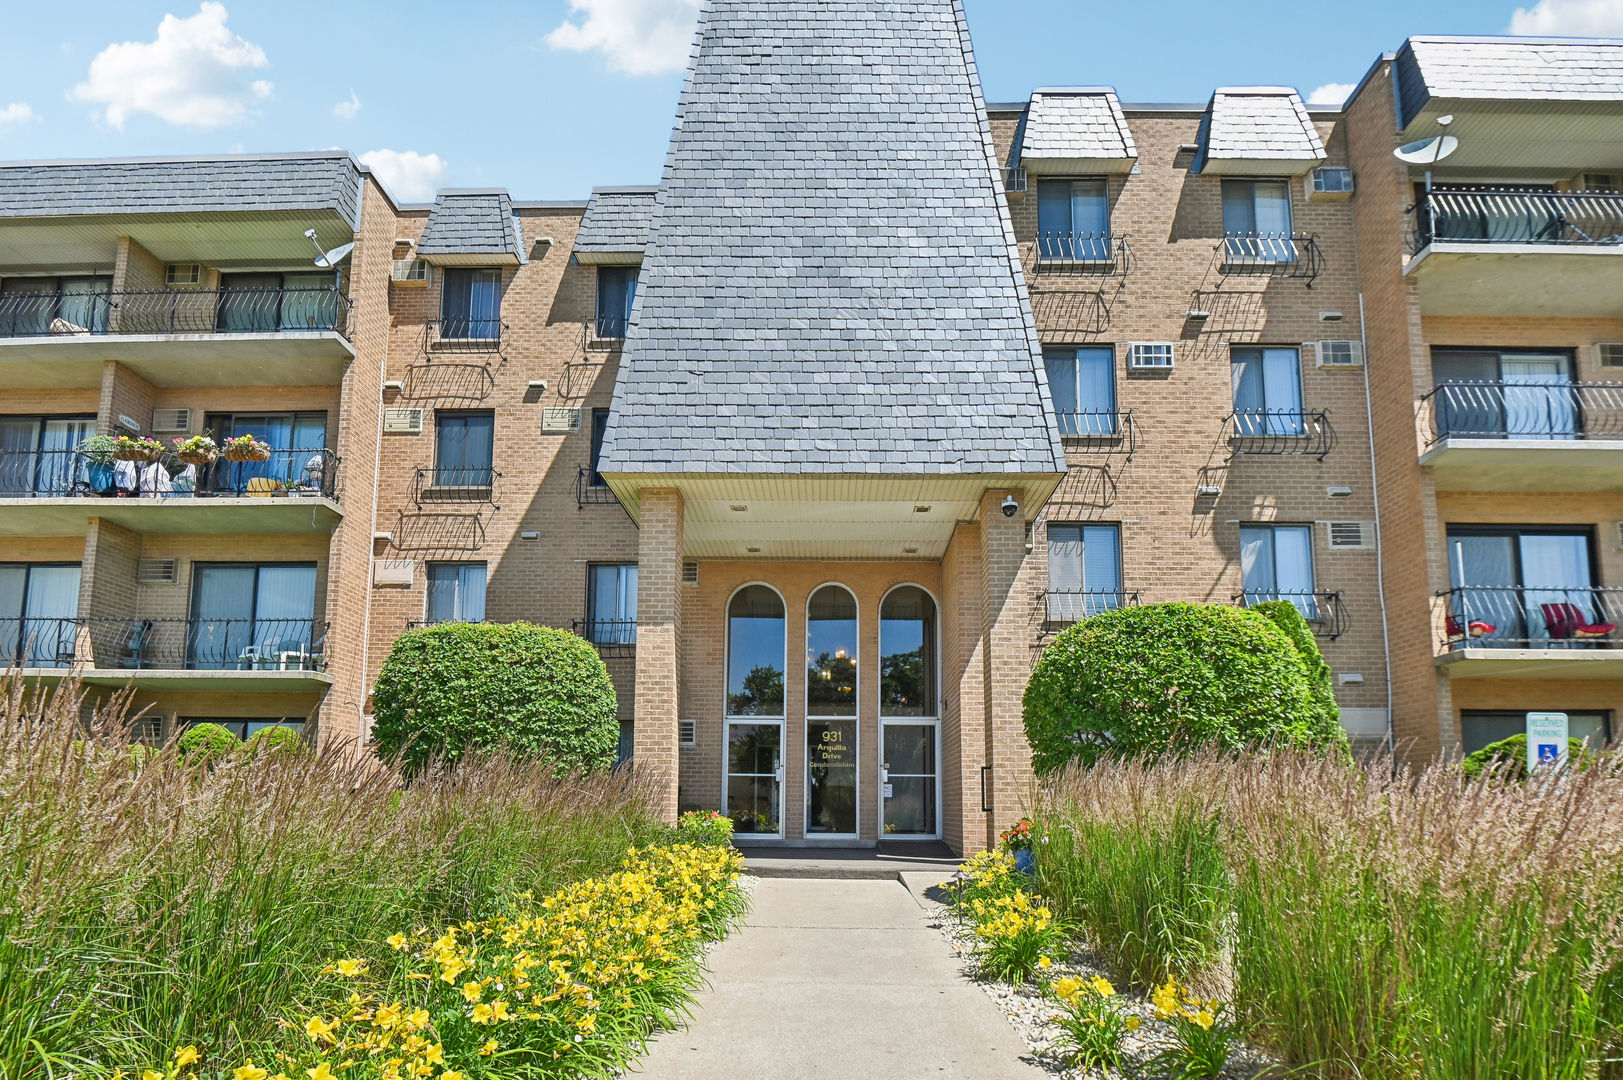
313, 242, 354, 268
1394, 135, 1458, 165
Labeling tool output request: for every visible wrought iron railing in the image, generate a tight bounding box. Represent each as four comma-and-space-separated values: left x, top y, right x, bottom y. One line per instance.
0, 616, 328, 670
576, 466, 623, 510
1034, 233, 1130, 276
1224, 410, 1336, 460
423, 317, 505, 353
1412, 188, 1623, 252
570, 618, 637, 658
0, 448, 337, 499
0, 288, 351, 339
1436, 586, 1623, 651
594, 312, 632, 340
412, 466, 499, 507
1420, 381, 1623, 446
1234, 591, 1347, 640
1218, 233, 1323, 286
1053, 409, 1135, 455
1043, 589, 1140, 628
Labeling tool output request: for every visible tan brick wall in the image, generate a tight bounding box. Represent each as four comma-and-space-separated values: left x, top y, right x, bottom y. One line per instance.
99, 362, 157, 436
4, 390, 101, 416
634, 488, 683, 823
78, 518, 142, 621
941, 520, 983, 853
979, 489, 1036, 849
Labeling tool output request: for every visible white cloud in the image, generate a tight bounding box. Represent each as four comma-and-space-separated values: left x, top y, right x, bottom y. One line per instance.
0, 103, 40, 127
332, 90, 361, 120
69, 3, 272, 129
546, 0, 700, 76
358, 149, 453, 202
1307, 82, 1356, 106
1509, 0, 1623, 35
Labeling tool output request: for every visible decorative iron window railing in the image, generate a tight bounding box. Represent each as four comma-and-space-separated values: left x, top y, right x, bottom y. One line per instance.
1223, 410, 1336, 461
1217, 233, 1323, 286
412, 466, 499, 507
1233, 590, 1347, 640
1420, 381, 1623, 446
576, 466, 623, 510
570, 618, 637, 658
0, 288, 351, 339
0, 616, 327, 671
1033, 233, 1131, 276
0, 448, 337, 500
1435, 585, 1623, 651
1053, 409, 1136, 455
423, 317, 505, 353
1412, 188, 1623, 252
1042, 589, 1140, 629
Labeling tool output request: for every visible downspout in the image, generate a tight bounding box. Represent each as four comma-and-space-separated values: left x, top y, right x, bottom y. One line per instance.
360, 176, 386, 746
1358, 291, 1394, 758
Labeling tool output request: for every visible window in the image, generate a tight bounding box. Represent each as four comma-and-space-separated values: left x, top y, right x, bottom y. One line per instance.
1446, 526, 1607, 648
1036, 179, 1110, 261
1231, 347, 1306, 436
1044, 348, 1116, 436
0, 563, 82, 668
0, 276, 110, 336
596, 266, 639, 338
202, 412, 329, 495
590, 409, 610, 487
187, 563, 318, 670
434, 411, 494, 487
426, 562, 487, 624
181, 718, 304, 741
1222, 179, 1295, 261
1431, 348, 1577, 440
879, 586, 937, 717
727, 585, 785, 717
1239, 524, 1317, 618
217, 272, 338, 333
0, 416, 97, 496
587, 563, 637, 645
1460, 710, 1610, 757
806, 584, 857, 835
1046, 523, 1122, 624
440, 268, 502, 340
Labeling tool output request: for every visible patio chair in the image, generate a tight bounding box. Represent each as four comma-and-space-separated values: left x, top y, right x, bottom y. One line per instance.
121, 620, 154, 669
1541, 602, 1617, 641
245, 477, 280, 498
1446, 615, 1497, 639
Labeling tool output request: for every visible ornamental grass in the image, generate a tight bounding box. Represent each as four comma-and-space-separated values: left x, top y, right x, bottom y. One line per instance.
0, 675, 676, 1080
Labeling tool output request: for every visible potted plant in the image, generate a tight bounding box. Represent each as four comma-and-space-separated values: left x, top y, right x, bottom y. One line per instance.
172, 434, 219, 466
75, 434, 120, 494
113, 435, 165, 462
222, 434, 272, 462
1001, 817, 1036, 874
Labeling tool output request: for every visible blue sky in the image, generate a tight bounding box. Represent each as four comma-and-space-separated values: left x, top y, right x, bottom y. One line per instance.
0, 0, 1617, 203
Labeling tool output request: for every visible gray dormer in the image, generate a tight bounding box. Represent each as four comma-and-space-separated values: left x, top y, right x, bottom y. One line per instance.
573, 187, 657, 266
416, 190, 526, 266
1195, 87, 1326, 176
1017, 88, 1137, 175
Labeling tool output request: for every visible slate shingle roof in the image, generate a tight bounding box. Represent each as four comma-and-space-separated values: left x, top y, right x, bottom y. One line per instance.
1395, 36, 1623, 128
0, 152, 361, 228
1199, 87, 1326, 170
1019, 89, 1136, 166
598, 0, 1065, 478
574, 188, 658, 261
416, 190, 526, 261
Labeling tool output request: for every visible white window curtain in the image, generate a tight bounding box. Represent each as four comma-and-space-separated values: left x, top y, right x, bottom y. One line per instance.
1240, 525, 1316, 618
1500, 355, 1575, 439
21, 565, 81, 667
1047, 523, 1122, 621
1520, 533, 1593, 643
589, 564, 637, 644
427, 562, 486, 624
1232, 349, 1304, 435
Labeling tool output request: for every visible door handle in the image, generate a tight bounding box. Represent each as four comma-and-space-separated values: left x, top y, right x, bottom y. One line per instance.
879, 768, 889, 783
774, 766, 784, 784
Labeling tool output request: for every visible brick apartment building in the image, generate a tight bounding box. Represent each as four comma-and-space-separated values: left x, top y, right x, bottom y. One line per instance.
0, 0, 1618, 853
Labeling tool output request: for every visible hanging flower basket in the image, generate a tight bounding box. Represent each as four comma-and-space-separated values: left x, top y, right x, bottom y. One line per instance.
172, 434, 219, 466
222, 435, 272, 463
113, 436, 165, 462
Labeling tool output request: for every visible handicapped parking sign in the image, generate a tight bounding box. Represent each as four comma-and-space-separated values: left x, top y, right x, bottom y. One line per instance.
1526, 712, 1569, 773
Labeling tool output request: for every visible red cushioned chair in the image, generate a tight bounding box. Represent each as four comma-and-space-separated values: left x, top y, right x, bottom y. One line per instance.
1541, 602, 1618, 640
1446, 616, 1497, 639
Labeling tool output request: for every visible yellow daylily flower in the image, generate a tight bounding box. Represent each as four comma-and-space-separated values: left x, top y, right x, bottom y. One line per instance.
307, 1066, 336, 1080
386, 934, 408, 951
143, 1071, 165, 1080
461, 981, 482, 1003
478, 1040, 498, 1057
406, 1009, 430, 1030
234, 1063, 269, 1080
305, 1016, 336, 1041
173, 1046, 201, 1068
335, 959, 366, 977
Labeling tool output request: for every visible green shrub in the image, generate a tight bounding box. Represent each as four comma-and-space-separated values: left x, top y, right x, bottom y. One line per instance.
1461, 733, 1592, 780
675, 809, 734, 846
372, 621, 618, 771
1023, 602, 1335, 772
1248, 599, 1347, 752
177, 722, 239, 762
241, 724, 306, 758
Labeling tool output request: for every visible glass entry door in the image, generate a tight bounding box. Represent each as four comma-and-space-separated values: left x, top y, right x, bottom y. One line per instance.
726, 722, 782, 836
881, 722, 938, 837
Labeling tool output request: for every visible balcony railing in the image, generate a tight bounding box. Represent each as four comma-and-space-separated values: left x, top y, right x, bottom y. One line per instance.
1234, 590, 1347, 640
1043, 589, 1140, 629
1412, 188, 1623, 253
0, 288, 351, 340
1218, 233, 1323, 286
1224, 410, 1336, 461
1054, 409, 1136, 455
0, 448, 337, 500
1, 617, 327, 671
1420, 381, 1623, 446
1436, 586, 1623, 651
423, 317, 505, 354
1033, 233, 1130, 276
576, 466, 623, 509
571, 618, 637, 658
412, 466, 499, 507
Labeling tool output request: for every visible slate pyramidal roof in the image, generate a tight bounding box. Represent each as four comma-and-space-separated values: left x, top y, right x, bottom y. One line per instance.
598, 0, 1066, 489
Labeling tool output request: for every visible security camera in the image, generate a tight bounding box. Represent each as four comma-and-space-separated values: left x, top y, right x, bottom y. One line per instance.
1001, 494, 1018, 518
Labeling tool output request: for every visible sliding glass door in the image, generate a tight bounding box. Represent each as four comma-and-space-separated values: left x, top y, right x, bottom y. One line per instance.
189, 563, 318, 669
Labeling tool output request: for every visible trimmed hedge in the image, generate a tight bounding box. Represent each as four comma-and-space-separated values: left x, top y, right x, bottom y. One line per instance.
243, 724, 306, 757
372, 621, 618, 771
1461, 733, 1593, 781
1023, 602, 1346, 773
178, 722, 239, 762
1248, 600, 1344, 748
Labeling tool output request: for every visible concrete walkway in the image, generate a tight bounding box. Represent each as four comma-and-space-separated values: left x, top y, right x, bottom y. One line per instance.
631, 874, 1044, 1079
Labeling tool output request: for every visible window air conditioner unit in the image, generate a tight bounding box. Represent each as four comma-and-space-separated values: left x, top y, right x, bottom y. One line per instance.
165, 264, 201, 286
391, 259, 431, 286
679, 719, 697, 747
1312, 340, 1363, 369
150, 408, 191, 432
383, 408, 423, 435
1127, 343, 1174, 371
1598, 343, 1623, 368
1327, 521, 1376, 550
1307, 167, 1354, 201
137, 558, 178, 584
541, 407, 582, 434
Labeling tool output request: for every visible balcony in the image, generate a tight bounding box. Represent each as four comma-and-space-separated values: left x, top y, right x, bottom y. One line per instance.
1053, 410, 1136, 456
570, 618, 637, 659
1217, 234, 1323, 288
1223, 410, 1336, 461
1234, 590, 1347, 641
1031, 233, 1130, 278
1042, 589, 1140, 630
0, 288, 355, 388
1434, 585, 1623, 679
1419, 382, 1623, 492
1406, 189, 1623, 317
423, 317, 506, 355
5, 616, 331, 692
0, 448, 341, 536
576, 465, 625, 510
412, 466, 499, 508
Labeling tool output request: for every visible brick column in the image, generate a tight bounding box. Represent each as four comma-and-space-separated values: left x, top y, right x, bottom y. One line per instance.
978, 488, 1032, 851
634, 488, 684, 823
79, 517, 142, 668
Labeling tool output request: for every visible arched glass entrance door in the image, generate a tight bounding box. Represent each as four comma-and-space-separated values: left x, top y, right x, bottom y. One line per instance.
725, 584, 786, 836
879, 585, 939, 837
806, 584, 858, 836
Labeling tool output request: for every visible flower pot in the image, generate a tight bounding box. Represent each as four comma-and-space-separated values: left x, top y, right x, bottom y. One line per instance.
224, 446, 271, 463
114, 445, 163, 462
1013, 847, 1036, 875
87, 462, 117, 494
177, 450, 219, 466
